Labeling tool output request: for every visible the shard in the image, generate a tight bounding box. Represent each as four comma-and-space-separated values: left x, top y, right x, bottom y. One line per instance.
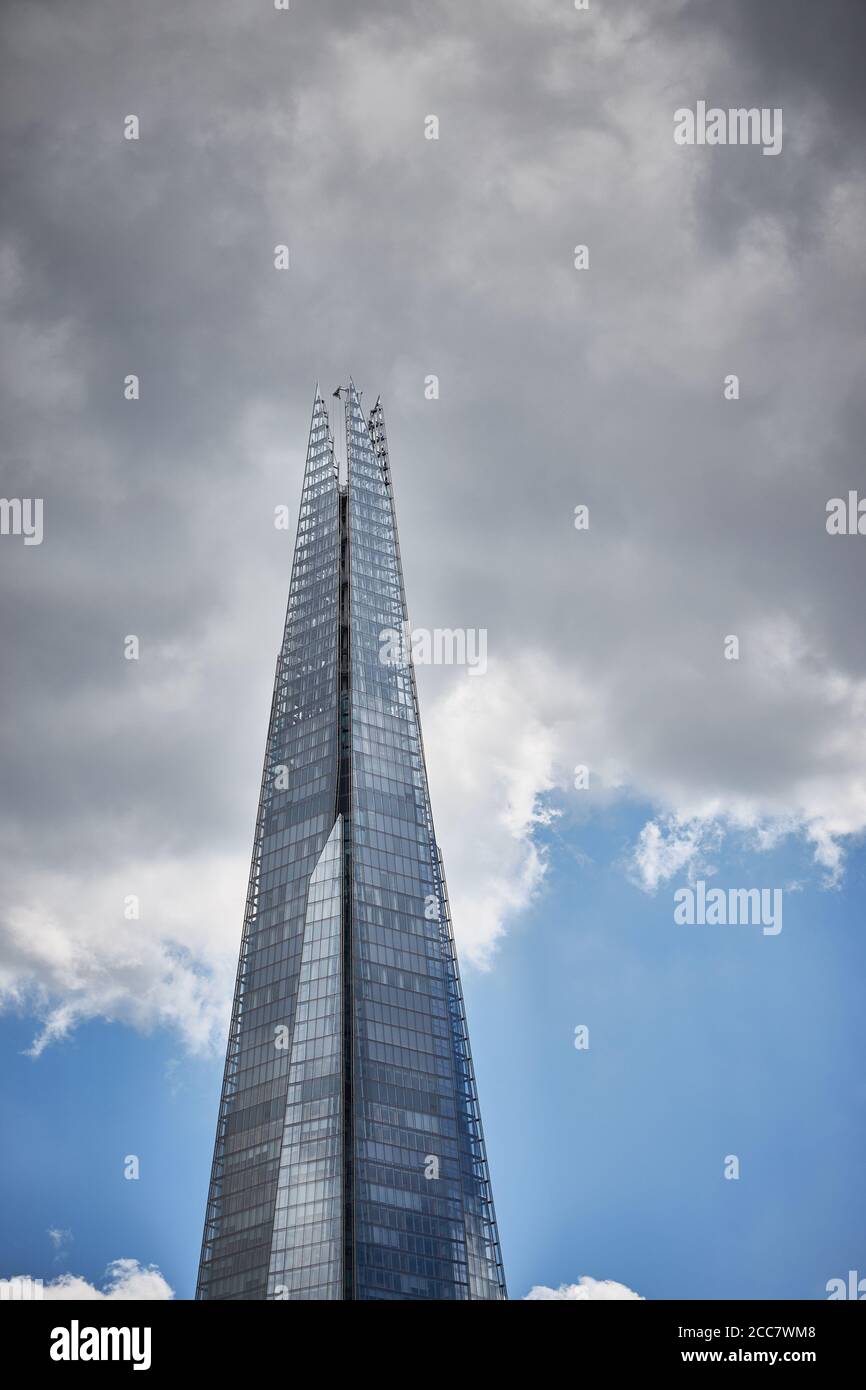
197, 384, 506, 1300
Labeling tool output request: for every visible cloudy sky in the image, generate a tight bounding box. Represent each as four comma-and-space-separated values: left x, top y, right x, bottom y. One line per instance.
1, 0, 864, 1300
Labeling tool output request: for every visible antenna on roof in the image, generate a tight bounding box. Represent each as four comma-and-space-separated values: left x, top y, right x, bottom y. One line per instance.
332, 385, 349, 480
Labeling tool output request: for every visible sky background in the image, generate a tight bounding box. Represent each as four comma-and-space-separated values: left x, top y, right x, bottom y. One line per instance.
1, 0, 864, 1300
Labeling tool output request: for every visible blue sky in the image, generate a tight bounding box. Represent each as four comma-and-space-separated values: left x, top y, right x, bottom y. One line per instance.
2, 795, 862, 1300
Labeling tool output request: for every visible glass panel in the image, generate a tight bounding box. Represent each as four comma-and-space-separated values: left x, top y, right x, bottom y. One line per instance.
197, 392, 340, 1301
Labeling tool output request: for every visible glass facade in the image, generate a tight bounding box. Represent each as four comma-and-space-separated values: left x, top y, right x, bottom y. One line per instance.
197, 385, 506, 1300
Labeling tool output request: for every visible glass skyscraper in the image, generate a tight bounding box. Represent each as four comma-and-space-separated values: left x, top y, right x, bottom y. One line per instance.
197, 384, 506, 1301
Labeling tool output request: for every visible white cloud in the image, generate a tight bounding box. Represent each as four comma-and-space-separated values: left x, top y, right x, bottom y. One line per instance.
0, 856, 243, 1057
525, 1276, 644, 1301
629, 816, 720, 893
5, 618, 865, 1056
1, 1259, 174, 1301
423, 659, 561, 967
47, 1227, 73, 1263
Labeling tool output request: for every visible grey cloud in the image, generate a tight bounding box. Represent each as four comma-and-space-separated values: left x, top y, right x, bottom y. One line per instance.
1, 0, 864, 1041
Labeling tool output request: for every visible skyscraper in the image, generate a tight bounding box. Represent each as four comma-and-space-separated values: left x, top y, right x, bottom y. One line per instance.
197, 384, 506, 1301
